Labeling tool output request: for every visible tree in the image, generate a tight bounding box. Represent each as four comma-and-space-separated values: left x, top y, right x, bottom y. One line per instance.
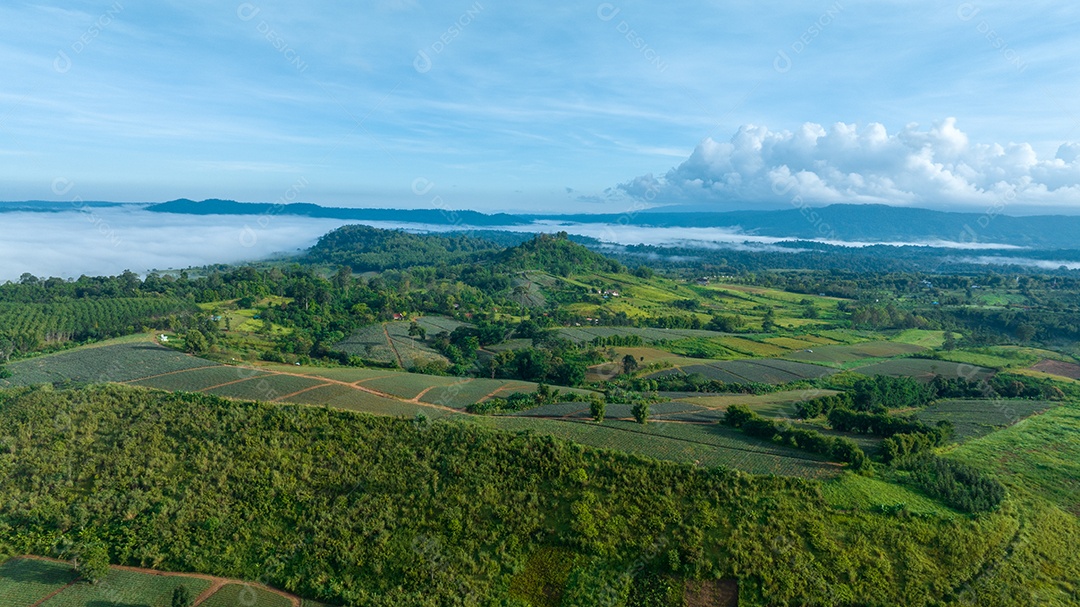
943, 331, 957, 351
761, 308, 776, 332
74, 541, 110, 584
590, 397, 606, 423
172, 585, 194, 607
183, 329, 209, 354
622, 354, 639, 375
632, 402, 650, 425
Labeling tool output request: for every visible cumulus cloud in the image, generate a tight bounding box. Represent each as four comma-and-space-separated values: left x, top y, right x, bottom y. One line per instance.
620, 118, 1080, 210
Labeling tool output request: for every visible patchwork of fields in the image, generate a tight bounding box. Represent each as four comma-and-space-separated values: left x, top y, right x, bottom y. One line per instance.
334, 318, 468, 367
0, 341, 592, 422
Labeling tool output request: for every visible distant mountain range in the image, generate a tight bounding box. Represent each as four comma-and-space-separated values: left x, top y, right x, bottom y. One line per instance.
4, 198, 1080, 249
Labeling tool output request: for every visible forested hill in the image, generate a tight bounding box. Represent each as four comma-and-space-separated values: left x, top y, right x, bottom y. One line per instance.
138, 198, 1080, 249
305, 225, 498, 271
145, 198, 526, 226
493, 231, 624, 275
306, 226, 622, 276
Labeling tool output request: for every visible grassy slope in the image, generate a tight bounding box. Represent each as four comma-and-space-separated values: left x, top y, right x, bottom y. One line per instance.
942, 402, 1080, 605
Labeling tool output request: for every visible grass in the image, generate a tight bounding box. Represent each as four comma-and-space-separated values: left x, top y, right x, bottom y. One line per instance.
764, 336, 820, 350
201, 583, 294, 607
820, 472, 956, 517
890, 329, 949, 348
947, 401, 1080, 516
0, 558, 78, 607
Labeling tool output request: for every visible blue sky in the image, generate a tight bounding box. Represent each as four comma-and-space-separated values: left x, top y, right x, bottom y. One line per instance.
3, 0, 1080, 212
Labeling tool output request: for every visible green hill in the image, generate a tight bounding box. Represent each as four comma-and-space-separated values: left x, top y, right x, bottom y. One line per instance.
305, 225, 497, 271
494, 232, 623, 276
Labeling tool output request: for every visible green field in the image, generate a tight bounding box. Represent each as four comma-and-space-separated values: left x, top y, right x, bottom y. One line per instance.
201, 583, 294, 607
820, 472, 957, 517
852, 358, 993, 381
651, 358, 834, 384
0, 341, 215, 387
0, 558, 78, 607
38, 567, 211, 607
130, 365, 270, 392
334, 321, 449, 367
917, 399, 1060, 441
475, 416, 841, 478
948, 402, 1080, 515
672, 389, 842, 419
782, 341, 926, 367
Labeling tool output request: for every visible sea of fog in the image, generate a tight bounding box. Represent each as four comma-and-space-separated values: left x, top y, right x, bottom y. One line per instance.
0, 208, 1037, 282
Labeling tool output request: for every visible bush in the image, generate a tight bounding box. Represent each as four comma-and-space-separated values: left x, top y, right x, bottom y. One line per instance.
74, 541, 110, 584
896, 454, 1005, 513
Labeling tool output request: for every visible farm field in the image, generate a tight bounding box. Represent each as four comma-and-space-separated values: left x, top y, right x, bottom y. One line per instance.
201, 583, 294, 607
204, 373, 327, 401
852, 358, 993, 382
781, 341, 926, 367
554, 325, 725, 344
889, 329, 949, 348
715, 336, 788, 357
334, 320, 449, 367
648, 358, 834, 384
0, 341, 216, 387
474, 416, 841, 478
37, 566, 211, 607
0, 341, 540, 418
0, 557, 321, 607
671, 389, 842, 419
917, 399, 1061, 442
0, 558, 78, 607
1029, 358, 1080, 380
130, 365, 269, 392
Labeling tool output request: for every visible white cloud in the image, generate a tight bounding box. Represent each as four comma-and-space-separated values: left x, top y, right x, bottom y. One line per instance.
622, 118, 1080, 210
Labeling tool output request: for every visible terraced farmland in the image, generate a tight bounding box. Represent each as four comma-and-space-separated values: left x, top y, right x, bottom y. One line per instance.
916, 399, 1059, 441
